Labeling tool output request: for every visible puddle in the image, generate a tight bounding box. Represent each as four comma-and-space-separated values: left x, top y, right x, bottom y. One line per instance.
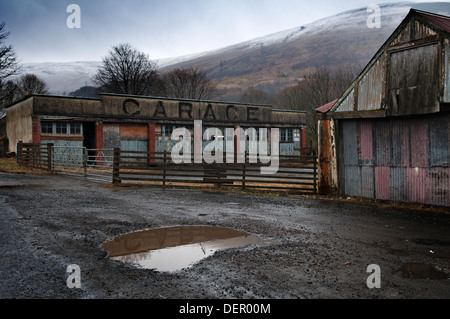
402, 263, 448, 279
102, 226, 264, 272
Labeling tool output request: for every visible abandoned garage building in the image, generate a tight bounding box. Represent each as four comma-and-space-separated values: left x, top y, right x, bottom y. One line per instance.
4, 93, 307, 158
317, 9, 450, 207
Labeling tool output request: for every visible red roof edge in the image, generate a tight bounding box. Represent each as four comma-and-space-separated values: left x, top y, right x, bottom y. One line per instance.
316, 99, 338, 113
414, 9, 450, 34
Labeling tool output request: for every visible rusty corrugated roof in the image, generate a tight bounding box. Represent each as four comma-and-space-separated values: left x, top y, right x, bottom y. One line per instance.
415, 9, 450, 34
316, 99, 338, 113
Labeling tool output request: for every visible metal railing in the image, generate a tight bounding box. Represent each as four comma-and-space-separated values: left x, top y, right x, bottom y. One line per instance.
16, 142, 114, 183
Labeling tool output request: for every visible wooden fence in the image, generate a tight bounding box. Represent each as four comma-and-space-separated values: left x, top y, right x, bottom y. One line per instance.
113, 149, 318, 194
16, 143, 318, 194
17, 142, 52, 170
0, 137, 8, 158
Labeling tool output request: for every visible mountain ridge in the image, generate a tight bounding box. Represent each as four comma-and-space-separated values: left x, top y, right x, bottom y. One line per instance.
10, 2, 450, 100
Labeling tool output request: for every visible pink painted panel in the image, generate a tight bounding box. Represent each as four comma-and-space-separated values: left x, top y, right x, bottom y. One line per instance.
375, 166, 390, 200
407, 167, 426, 204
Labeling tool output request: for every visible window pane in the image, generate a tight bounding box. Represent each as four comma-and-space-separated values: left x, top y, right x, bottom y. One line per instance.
41, 122, 53, 134
164, 125, 174, 139
281, 129, 286, 141
287, 129, 293, 141
70, 123, 81, 134
56, 122, 67, 134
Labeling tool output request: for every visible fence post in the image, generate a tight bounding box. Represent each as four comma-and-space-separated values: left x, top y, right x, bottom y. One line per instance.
32, 143, 38, 168
17, 141, 22, 165
113, 148, 121, 185
83, 147, 88, 177
47, 143, 53, 171
163, 150, 167, 187
242, 151, 247, 191
313, 157, 317, 194
216, 167, 221, 188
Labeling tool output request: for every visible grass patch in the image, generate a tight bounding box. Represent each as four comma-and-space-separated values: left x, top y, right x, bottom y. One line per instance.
0, 157, 51, 175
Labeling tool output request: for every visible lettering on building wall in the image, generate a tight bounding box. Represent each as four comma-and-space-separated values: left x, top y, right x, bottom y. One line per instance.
203, 104, 216, 120
247, 107, 259, 121
123, 99, 141, 116
226, 105, 238, 120
153, 101, 167, 118
179, 102, 193, 119
120, 99, 261, 121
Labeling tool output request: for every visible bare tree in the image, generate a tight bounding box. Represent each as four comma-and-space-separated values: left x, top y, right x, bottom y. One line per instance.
16, 73, 49, 96
0, 22, 19, 81
1, 22, 20, 109
160, 67, 217, 100
94, 43, 159, 96
274, 66, 358, 151
0, 79, 19, 108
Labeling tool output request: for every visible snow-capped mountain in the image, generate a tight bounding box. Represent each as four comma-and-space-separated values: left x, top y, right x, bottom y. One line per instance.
9, 61, 101, 96
11, 2, 450, 99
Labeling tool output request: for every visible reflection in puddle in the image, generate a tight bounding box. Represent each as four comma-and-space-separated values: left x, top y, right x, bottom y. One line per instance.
102, 226, 264, 272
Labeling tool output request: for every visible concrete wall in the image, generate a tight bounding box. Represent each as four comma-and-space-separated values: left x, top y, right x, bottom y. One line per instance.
31, 94, 304, 127
6, 97, 34, 152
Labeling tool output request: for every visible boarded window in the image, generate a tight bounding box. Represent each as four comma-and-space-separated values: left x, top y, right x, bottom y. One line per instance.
388, 44, 440, 116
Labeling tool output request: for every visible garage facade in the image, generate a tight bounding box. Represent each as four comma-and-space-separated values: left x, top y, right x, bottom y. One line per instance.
5, 93, 307, 159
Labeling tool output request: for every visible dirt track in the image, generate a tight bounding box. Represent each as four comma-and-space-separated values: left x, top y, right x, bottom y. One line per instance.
0, 171, 449, 300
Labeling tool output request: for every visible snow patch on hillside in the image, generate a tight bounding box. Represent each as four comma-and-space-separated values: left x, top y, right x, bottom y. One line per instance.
10, 2, 450, 95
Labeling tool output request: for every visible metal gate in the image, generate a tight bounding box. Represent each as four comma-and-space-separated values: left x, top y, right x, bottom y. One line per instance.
51, 146, 113, 182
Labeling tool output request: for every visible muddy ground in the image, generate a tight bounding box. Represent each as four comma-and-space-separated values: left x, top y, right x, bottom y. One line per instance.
0, 171, 449, 301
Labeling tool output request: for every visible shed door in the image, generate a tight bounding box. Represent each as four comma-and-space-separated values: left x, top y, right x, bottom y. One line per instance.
388, 43, 440, 116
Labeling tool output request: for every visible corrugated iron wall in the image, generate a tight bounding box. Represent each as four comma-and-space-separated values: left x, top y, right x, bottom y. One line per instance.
341, 115, 450, 206
444, 39, 450, 103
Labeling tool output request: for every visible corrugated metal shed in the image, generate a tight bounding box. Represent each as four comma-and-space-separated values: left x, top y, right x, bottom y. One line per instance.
445, 39, 450, 103
318, 9, 450, 207
357, 58, 385, 111
340, 115, 450, 206
416, 10, 450, 33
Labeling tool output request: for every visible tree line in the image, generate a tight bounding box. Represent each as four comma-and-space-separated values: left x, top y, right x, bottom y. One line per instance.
1, 20, 357, 151
0, 23, 218, 108
240, 66, 359, 150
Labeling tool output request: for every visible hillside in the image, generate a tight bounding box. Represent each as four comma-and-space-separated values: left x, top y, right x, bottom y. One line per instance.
160, 2, 450, 101
12, 2, 450, 100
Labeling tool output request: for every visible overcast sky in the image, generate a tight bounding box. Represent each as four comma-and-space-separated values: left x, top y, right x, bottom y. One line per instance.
0, 0, 448, 63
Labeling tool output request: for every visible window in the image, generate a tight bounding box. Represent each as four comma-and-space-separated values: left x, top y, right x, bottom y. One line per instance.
163, 125, 175, 138
287, 128, 293, 142
70, 123, 82, 135
55, 122, 67, 134
280, 128, 294, 142
40, 121, 82, 135
41, 122, 53, 134
294, 129, 300, 142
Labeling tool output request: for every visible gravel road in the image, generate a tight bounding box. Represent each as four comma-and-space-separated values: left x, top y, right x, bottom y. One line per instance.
0, 171, 449, 301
